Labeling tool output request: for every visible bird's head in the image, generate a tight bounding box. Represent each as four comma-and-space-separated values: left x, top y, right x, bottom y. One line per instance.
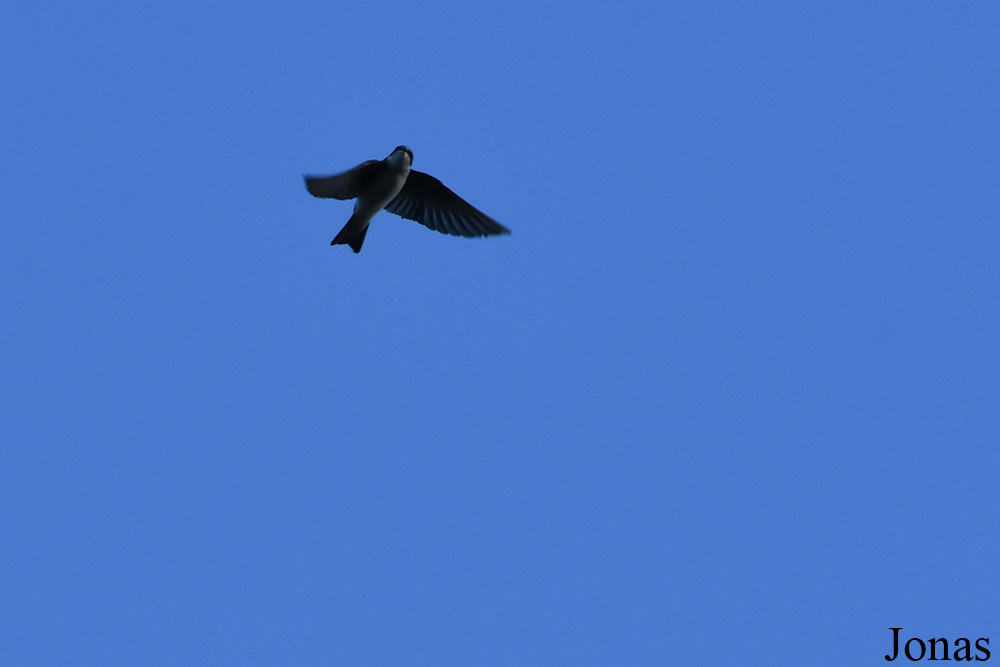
389, 145, 413, 167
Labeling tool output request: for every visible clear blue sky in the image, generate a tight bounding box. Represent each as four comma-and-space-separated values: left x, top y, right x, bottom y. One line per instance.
2, 1, 997, 664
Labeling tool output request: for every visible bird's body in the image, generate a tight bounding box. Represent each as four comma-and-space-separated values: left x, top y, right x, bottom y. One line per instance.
305, 146, 509, 253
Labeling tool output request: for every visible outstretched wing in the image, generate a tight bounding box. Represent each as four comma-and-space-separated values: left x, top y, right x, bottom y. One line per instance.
304, 160, 383, 200
384, 170, 510, 237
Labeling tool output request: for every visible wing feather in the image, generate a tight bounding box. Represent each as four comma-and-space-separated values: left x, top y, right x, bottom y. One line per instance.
384, 170, 510, 238
304, 160, 383, 200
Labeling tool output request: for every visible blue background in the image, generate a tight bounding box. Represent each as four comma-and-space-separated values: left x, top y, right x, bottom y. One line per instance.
2, 1, 997, 664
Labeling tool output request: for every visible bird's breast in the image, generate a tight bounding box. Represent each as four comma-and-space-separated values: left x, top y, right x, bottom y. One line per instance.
354, 166, 409, 218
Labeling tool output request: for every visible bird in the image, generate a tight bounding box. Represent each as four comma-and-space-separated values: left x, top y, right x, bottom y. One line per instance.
304, 145, 510, 253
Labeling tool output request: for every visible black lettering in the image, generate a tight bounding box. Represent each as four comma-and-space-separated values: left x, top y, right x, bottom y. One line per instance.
975, 638, 989, 661
954, 638, 972, 661
887, 628, 903, 661
929, 637, 951, 660
907, 638, 928, 661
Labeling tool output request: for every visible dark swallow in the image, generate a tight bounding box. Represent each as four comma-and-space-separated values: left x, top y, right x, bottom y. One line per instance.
304, 146, 510, 253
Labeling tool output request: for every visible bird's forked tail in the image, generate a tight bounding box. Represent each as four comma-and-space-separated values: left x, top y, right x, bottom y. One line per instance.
331, 214, 370, 254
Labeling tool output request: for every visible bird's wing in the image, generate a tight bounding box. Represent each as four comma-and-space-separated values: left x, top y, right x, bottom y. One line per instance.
384, 170, 510, 237
304, 160, 383, 200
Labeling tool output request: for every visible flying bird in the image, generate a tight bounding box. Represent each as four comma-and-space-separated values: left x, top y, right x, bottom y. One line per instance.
304, 145, 510, 253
